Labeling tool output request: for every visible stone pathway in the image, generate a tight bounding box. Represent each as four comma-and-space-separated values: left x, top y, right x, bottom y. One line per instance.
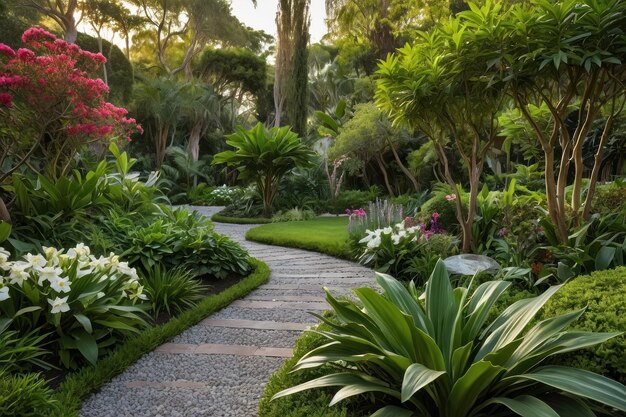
80, 206, 374, 417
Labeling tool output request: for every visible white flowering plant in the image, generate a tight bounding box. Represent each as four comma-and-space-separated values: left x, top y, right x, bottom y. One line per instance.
0, 244, 148, 369
357, 221, 424, 277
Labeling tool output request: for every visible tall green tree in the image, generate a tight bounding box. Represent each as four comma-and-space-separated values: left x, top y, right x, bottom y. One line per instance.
213, 123, 315, 217
274, 0, 310, 136
377, 1, 509, 252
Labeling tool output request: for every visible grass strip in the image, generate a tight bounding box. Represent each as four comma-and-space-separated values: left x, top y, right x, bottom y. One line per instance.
211, 212, 273, 224
50, 258, 270, 417
245, 217, 352, 259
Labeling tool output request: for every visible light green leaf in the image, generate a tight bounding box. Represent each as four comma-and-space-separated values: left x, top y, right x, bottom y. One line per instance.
401, 363, 446, 402
369, 406, 414, 417
491, 395, 559, 417
518, 366, 626, 412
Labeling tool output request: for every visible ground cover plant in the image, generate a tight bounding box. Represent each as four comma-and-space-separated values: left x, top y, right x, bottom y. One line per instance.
246, 217, 350, 258
272, 261, 626, 416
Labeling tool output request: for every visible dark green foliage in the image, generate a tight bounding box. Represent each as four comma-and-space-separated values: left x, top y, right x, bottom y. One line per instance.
333, 188, 378, 213
259, 323, 357, 417
196, 48, 267, 98
50, 259, 269, 417
119, 208, 252, 279
419, 185, 466, 233
592, 182, 626, 216
0, 372, 58, 417
75, 33, 133, 104
542, 267, 626, 384
140, 266, 207, 319
272, 208, 316, 222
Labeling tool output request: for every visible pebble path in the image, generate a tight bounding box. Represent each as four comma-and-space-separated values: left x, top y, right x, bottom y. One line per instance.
80, 206, 374, 417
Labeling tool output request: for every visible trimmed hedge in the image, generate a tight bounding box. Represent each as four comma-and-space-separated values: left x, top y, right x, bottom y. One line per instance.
211, 212, 272, 224
542, 266, 626, 384
259, 323, 364, 417
50, 258, 270, 417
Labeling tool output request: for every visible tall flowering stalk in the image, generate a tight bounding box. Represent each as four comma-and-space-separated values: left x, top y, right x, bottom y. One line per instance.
0, 27, 142, 187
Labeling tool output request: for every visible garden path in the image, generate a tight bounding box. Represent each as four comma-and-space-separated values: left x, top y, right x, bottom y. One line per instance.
80, 206, 374, 417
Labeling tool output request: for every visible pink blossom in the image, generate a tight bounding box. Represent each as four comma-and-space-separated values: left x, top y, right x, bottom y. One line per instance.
0, 43, 15, 58
445, 194, 457, 201
0, 92, 13, 108
432, 212, 440, 219
17, 48, 35, 61
22, 27, 56, 44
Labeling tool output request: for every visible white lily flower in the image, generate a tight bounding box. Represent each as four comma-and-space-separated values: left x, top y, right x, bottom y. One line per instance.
36, 266, 63, 286
48, 296, 70, 313
367, 237, 381, 249
49, 276, 71, 293
9, 262, 30, 286
391, 234, 401, 245
0, 286, 9, 301
24, 253, 47, 268
383, 227, 393, 235
67, 243, 90, 259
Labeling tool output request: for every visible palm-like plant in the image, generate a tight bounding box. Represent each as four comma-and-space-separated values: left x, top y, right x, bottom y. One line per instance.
273, 260, 626, 416
213, 123, 315, 217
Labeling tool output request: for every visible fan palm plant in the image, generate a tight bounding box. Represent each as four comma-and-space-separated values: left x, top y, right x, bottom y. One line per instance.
273, 260, 626, 416
213, 123, 315, 217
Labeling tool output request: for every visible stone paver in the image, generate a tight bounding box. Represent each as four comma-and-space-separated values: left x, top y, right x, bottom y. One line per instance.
80, 206, 374, 417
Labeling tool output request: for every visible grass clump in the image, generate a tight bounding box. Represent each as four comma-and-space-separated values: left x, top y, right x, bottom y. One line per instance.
246, 217, 351, 259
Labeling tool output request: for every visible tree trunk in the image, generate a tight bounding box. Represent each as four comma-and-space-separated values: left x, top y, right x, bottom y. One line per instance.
375, 155, 394, 197
96, 34, 108, 85
187, 121, 203, 162
582, 114, 614, 219
388, 141, 419, 191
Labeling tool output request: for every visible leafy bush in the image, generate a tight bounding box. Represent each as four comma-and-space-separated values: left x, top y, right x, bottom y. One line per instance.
0, 328, 50, 373
333, 188, 378, 214
117, 207, 252, 279
0, 244, 147, 368
140, 266, 207, 319
272, 207, 316, 222
542, 267, 626, 385
591, 181, 626, 216
418, 183, 465, 233
273, 261, 626, 416
220, 185, 265, 218
0, 371, 58, 417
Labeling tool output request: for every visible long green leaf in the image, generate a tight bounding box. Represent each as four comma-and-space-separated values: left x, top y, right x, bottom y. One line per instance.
271, 373, 384, 401
477, 285, 562, 360
447, 361, 504, 416
330, 381, 400, 406
517, 366, 626, 412
401, 363, 446, 402
491, 395, 559, 417
376, 272, 432, 333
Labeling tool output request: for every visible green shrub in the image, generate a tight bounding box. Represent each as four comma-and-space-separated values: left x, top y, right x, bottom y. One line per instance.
272, 207, 316, 222
592, 182, 626, 216
140, 266, 207, 319
542, 267, 626, 384
273, 262, 626, 416
0, 328, 50, 373
418, 184, 466, 233
0, 371, 58, 417
333, 188, 378, 213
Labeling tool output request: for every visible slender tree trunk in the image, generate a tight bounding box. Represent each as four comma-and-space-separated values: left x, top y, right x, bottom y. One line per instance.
375, 155, 394, 197
388, 141, 419, 191
187, 121, 203, 162
583, 114, 614, 219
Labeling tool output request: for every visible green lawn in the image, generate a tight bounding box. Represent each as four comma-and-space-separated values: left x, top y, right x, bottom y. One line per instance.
245, 216, 351, 259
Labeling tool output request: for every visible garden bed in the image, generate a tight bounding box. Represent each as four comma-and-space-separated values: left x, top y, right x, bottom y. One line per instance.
211, 212, 273, 224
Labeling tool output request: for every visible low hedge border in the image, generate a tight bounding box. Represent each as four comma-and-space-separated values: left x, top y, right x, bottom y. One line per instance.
50, 258, 270, 417
211, 212, 273, 224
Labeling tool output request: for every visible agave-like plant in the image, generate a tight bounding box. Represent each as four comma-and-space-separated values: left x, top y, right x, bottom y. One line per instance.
273, 260, 626, 416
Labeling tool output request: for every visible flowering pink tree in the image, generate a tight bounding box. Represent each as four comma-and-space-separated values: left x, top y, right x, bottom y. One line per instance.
0, 28, 141, 222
